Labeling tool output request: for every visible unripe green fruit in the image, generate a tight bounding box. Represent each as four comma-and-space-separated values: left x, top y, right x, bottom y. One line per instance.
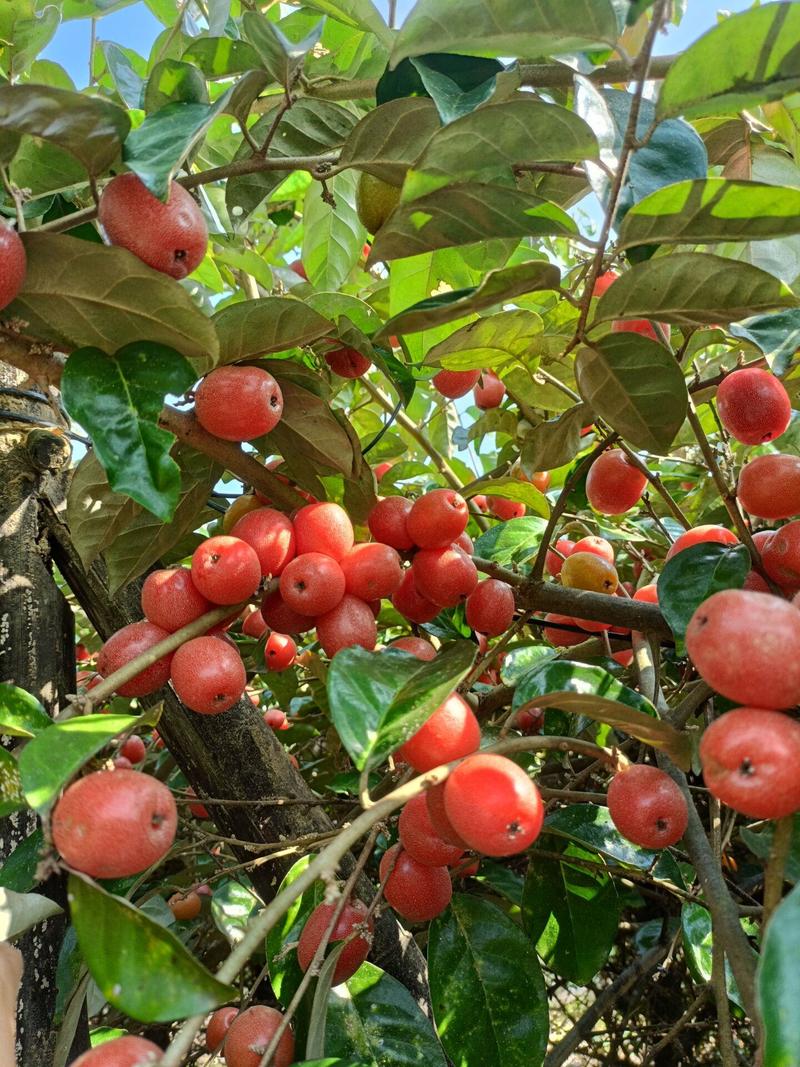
356, 172, 402, 233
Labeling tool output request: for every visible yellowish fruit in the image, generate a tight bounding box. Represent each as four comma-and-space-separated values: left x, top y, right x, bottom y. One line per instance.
356, 173, 402, 234
561, 551, 618, 594
223, 494, 261, 533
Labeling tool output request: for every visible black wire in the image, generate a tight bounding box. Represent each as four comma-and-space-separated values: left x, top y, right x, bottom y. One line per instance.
0, 409, 89, 444
362, 394, 403, 456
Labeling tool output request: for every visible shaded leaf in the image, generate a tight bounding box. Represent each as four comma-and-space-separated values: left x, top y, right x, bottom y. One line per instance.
101, 42, 145, 109
545, 804, 662, 871
729, 309, 800, 377
0, 829, 43, 893
265, 374, 360, 478
520, 404, 592, 476
181, 37, 261, 78
683, 902, 747, 1011
213, 297, 334, 364
426, 309, 544, 371
265, 856, 324, 1005
302, 169, 367, 291
658, 543, 749, 653
242, 11, 324, 89
0, 750, 25, 818
758, 880, 800, 1064
337, 96, 441, 185
0, 683, 52, 737
472, 516, 548, 566
210, 879, 261, 946
144, 58, 208, 112
0, 888, 62, 941
742, 817, 800, 885
124, 98, 225, 200
299, 0, 391, 45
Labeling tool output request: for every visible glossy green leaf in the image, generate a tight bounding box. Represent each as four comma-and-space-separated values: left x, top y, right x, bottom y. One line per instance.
658, 542, 749, 653
18, 714, 139, 811
123, 99, 216, 199
0, 829, 43, 893
292, 1061, 369, 1067
62, 343, 196, 521
181, 37, 261, 77
729, 310, 800, 377
0, 887, 62, 941
302, 170, 367, 291
472, 516, 548, 566
242, 11, 324, 88
426, 309, 543, 371
545, 804, 662, 871
409, 56, 504, 126
0, 683, 52, 737
683, 902, 746, 1011
101, 42, 145, 109
758, 880, 800, 1066
266, 856, 324, 1005
576, 333, 688, 451
520, 404, 592, 476
742, 817, 800, 885
592, 253, 800, 328
0, 2, 60, 79
210, 879, 262, 946
463, 476, 549, 518
327, 640, 475, 771
213, 297, 334, 364
69, 875, 234, 1022
429, 894, 548, 1066
338, 97, 440, 185
473, 861, 525, 905
0, 749, 25, 818
301, 0, 390, 44
144, 58, 208, 113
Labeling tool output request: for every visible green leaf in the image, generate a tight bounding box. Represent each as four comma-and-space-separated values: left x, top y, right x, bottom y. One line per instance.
265, 856, 324, 1005
592, 253, 800, 328
213, 297, 334, 364
210, 879, 262, 946
18, 714, 139, 811
683, 902, 747, 1011
69, 875, 234, 1022
658, 543, 749, 654
181, 37, 261, 78
0, 683, 52, 737
520, 404, 592, 476
390, 0, 618, 66
242, 11, 324, 88
66, 450, 138, 568
426, 309, 543, 371
263, 372, 361, 479
729, 310, 800, 377
409, 57, 500, 125
576, 333, 688, 451
338, 97, 441, 185
144, 58, 208, 112
463, 476, 549, 518
10, 233, 218, 371
472, 516, 548, 566
123, 100, 216, 200
325, 961, 447, 1067
429, 894, 548, 1066
327, 640, 475, 771
100, 42, 145, 109
0, 749, 25, 818
0, 887, 62, 941
0, 829, 43, 893
545, 804, 662, 871
742, 817, 800, 885
658, 4, 800, 121
61, 343, 196, 522
377, 53, 502, 109
0, 2, 60, 79
302, 170, 367, 290
292, 1062, 369, 1067
759, 881, 800, 1065
299, 0, 391, 45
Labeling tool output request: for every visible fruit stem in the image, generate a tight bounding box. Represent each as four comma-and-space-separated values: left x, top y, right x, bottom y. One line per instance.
763, 815, 794, 927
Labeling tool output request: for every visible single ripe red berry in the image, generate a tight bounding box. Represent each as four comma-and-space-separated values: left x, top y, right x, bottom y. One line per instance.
395, 693, 480, 772
120, 735, 146, 764
737, 453, 800, 520
191, 536, 262, 605
264, 631, 296, 671
607, 763, 688, 848
432, 368, 481, 399
230, 507, 296, 577
465, 578, 515, 636
487, 496, 525, 521
114, 756, 133, 769
368, 495, 415, 551
293, 501, 354, 560
340, 542, 403, 600
141, 566, 212, 632
760, 520, 800, 588
297, 899, 373, 984
261, 589, 315, 634
391, 570, 440, 624
545, 537, 574, 578
716, 367, 791, 445
586, 450, 647, 515
571, 535, 615, 564
0, 223, 26, 310
280, 552, 345, 615
444, 753, 544, 856
406, 489, 469, 550
412, 545, 478, 608
399, 793, 464, 867
633, 583, 659, 604
316, 594, 377, 657
170, 636, 247, 714
70, 1035, 163, 1066
194, 366, 283, 442
474, 370, 506, 409
264, 706, 289, 729
387, 636, 436, 660
666, 524, 739, 560
325, 346, 372, 379
223, 1004, 295, 1067
379, 844, 452, 922
207, 1007, 238, 1052
98, 173, 207, 279
97, 621, 173, 698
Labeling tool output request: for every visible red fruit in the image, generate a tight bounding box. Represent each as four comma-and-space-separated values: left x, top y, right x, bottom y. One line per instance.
195, 367, 283, 442
293, 501, 354, 560
280, 552, 345, 615
114, 756, 133, 769
542, 613, 585, 647
472, 494, 488, 511
399, 793, 464, 867
169, 890, 202, 920
289, 259, 308, 280
187, 788, 209, 819
316, 594, 377, 657
70, 1035, 162, 1066
325, 346, 372, 379
373, 461, 393, 482
412, 545, 478, 608
487, 497, 525, 521
261, 589, 315, 634
98, 621, 173, 698
98, 173, 207, 279
612, 648, 635, 667
738, 453, 800, 520
230, 507, 295, 577
395, 692, 480, 772
716, 368, 791, 445
633, 583, 659, 604
264, 706, 289, 729
666, 524, 739, 561
465, 578, 515, 636
170, 636, 246, 714
592, 269, 619, 298
407, 489, 469, 549
340, 542, 403, 600
0, 222, 26, 310
761, 520, 800, 586
443, 753, 543, 856
455, 530, 474, 555
120, 735, 146, 764
700, 707, 800, 819
297, 899, 373, 985
379, 844, 452, 922
432, 368, 481, 399
368, 495, 415, 551
516, 707, 544, 734
241, 607, 268, 638
207, 1007, 238, 1052
75, 643, 91, 663
52, 769, 177, 878
607, 764, 688, 848
743, 569, 771, 593
571, 535, 614, 564
191, 536, 261, 605
686, 589, 800, 708
529, 471, 551, 493
388, 636, 436, 660
264, 631, 296, 671
223, 1004, 294, 1067
474, 370, 506, 409
545, 537, 574, 578
586, 449, 647, 515
426, 783, 470, 848
392, 569, 440, 624
611, 318, 671, 343
141, 567, 212, 633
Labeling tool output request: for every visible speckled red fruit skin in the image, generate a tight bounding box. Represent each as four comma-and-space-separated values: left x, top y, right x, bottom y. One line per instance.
223, 1005, 295, 1067
195, 366, 283, 442
407, 489, 469, 549
261, 589, 315, 634
0, 223, 25, 310
760, 520, 800, 587
340, 542, 403, 600
325, 346, 372, 379
432, 368, 481, 399
206, 1007, 238, 1052
426, 782, 470, 848
379, 844, 452, 922
230, 507, 295, 577
70, 1035, 162, 1066
395, 692, 480, 772
191, 536, 262, 605
297, 899, 373, 984
399, 793, 464, 867
571, 535, 615, 564
170, 636, 246, 714
586, 449, 647, 515
633, 583, 659, 604
264, 631, 296, 671
120, 735, 146, 763
546, 537, 574, 578
700, 707, 800, 819
392, 570, 440, 624
686, 589, 800, 709
98, 621, 173, 697
241, 607, 268, 638
412, 545, 478, 608
316, 594, 377, 657
141, 567, 211, 632
293, 502, 354, 560
53, 769, 177, 878
474, 370, 505, 409
444, 754, 543, 856
607, 764, 688, 848
738, 453, 800, 520
368, 496, 415, 551
666, 525, 739, 561
487, 496, 525, 521
280, 552, 345, 615
264, 706, 288, 729
466, 578, 515, 636
99, 174, 207, 279
388, 636, 436, 660
542, 613, 585, 648
716, 368, 791, 445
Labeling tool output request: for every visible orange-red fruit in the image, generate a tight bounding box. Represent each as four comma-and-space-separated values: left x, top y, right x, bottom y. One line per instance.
120, 735, 146, 764
685, 589, 800, 709
52, 769, 177, 878
607, 764, 688, 848
432, 368, 481, 399
241, 607, 268, 638
191, 536, 261, 605
406, 489, 469, 549
316, 594, 377, 657
325, 346, 372, 379
586, 449, 647, 515
633, 583, 659, 604
70, 1035, 162, 1066
399, 793, 464, 867
264, 706, 288, 729
297, 899, 373, 985
392, 569, 440, 624
443, 753, 543, 856
761, 520, 800, 587
529, 470, 551, 493
170, 636, 246, 714
474, 370, 506, 409
99, 173, 207, 279
373, 461, 392, 482
666, 524, 739, 561
571, 535, 614, 564
207, 1007, 239, 1052
592, 269, 619, 298
379, 844, 452, 922
261, 589, 315, 635
264, 631, 296, 671
0, 223, 26, 310
141, 567, 212, 632
611, 318, 670, 343
388, 636, 437, 660
737, 453, 800, 520
169, 890, 202, 920
487, 496, 525, 521
98, 621, 173, 698
412, 545, 478, 608
546, 537, 574, 578
187, 788, 209, 819
368, 495, 415, 551
516, 707, 544, 734
280, 552, 345, 615
195, 366, 283, 442
340, 542, 403, 600
699, 707, 800, 819
293, 502, 354, 560
716, 368, 791, 445
396, 692, 480, 772
230, 507, 295, 577
465, 578, 515, 636
426, 783, 470, 848
223, 1005, 294, 1067
542, 613, 585, 647
455, 530, 474, 555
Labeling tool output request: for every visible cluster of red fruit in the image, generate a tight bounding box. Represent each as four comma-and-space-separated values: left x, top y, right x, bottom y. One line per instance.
431, 366, 506, 410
